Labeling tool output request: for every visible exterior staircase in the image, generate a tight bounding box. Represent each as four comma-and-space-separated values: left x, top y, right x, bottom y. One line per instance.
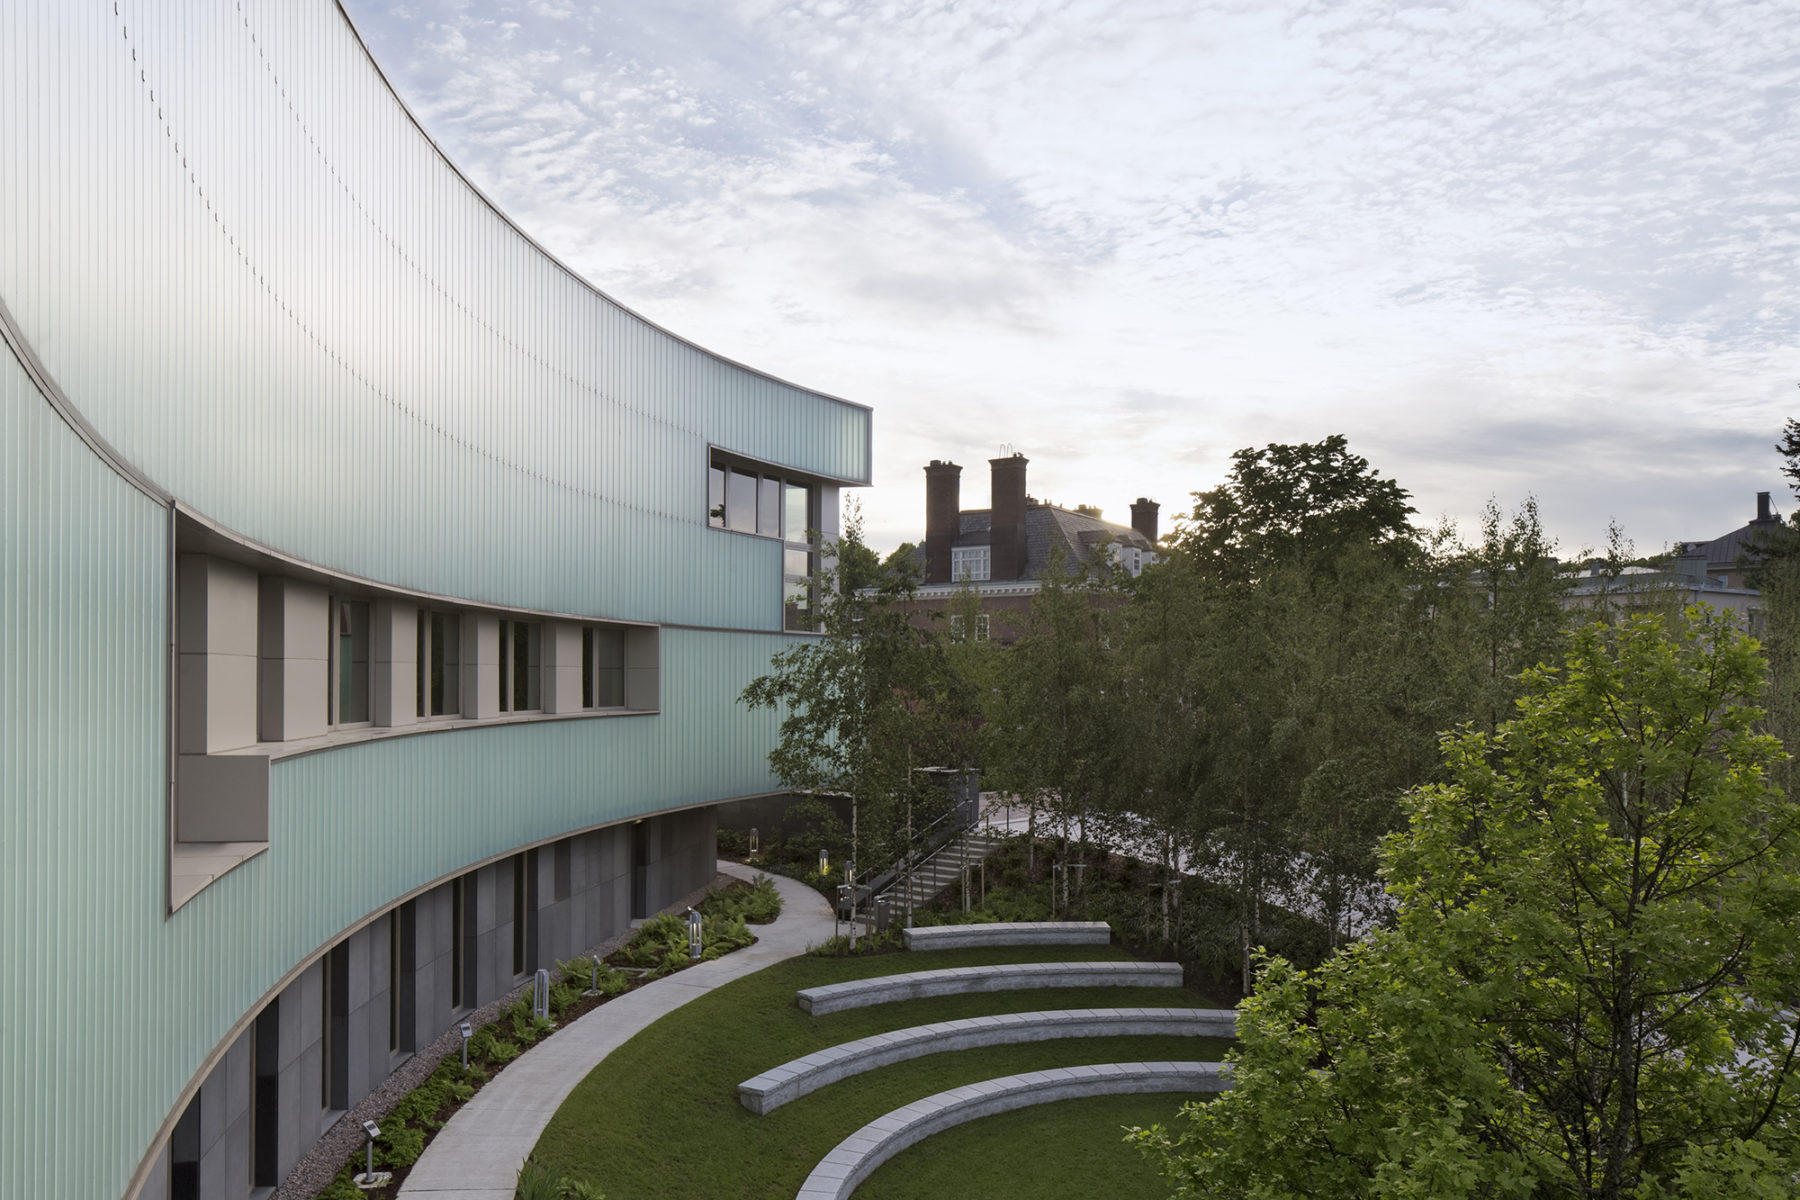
871, 826, 1007, 928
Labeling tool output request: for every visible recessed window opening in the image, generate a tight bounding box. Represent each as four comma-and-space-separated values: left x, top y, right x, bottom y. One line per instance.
511, 853, 529, 977
451, 877, 472, 1011
330, 597, 371, 725
498, 619, 542, 712
582, 626, 625, 708
418, 610, 462, 718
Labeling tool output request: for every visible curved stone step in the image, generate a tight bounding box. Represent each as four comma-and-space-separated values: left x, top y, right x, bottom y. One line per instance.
740, 1007, 1236, 1113
794, 1062, 1230, 1200
795, 961, 1182, 1016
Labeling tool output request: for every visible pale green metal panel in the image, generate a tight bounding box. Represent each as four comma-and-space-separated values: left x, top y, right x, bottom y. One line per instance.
1, 346, 171, 1200
1, 0, 865, 1193
0, 0, 868, 628
5, 335, 803, 1195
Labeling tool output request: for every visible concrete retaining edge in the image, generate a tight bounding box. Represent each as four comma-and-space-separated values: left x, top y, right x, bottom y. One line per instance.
740, 1007, 1237, 1113
901, 921, 1113, 950
795, 961, 1183, 1016
793, 1062, 1231, 1200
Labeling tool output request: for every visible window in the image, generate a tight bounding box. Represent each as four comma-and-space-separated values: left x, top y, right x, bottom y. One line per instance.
498, 619, 542, 712
417, 611, 461, 718
451, 877, 473, 1010
330, 598, 370, 724
727, 469, 758, 533
951, 545, 991, 582
251, 1002, 278, 1187
581, 627, 625, 708
707, 464, 726, 527
321, 941, 348, 1111
951, 613, 991, 643
511, 852, 531, 977
709, 455, 820, 632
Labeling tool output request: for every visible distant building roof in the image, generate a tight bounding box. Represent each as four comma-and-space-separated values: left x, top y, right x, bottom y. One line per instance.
913, 500, 1153, 581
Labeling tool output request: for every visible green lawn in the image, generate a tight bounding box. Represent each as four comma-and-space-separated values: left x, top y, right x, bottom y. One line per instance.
855, 1092, 1199, 1200
532, 945, 1231, 1199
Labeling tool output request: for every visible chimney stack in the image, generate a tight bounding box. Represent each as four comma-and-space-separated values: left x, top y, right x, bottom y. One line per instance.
990, 454, 1029, 581
923, 460, 963, 584
1130, 497, 1160, 546
1757, 491, 1775, 524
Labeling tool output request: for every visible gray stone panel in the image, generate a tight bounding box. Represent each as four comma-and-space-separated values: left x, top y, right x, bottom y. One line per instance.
794, 1063, 1230, 1200
740, 1008, 1237, 1114
796, 961, 1185, 1015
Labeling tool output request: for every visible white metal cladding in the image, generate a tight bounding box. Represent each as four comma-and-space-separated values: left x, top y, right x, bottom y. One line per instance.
0, 0, 869, 626
1, 347, 801, 1197
0, 1, 871, 1194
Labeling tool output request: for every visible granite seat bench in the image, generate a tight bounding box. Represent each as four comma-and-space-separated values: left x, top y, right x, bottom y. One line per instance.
793, 1062, 1231, 1200
901, 921, 1112, 950
739, 1007, 1236, 1113
795, 961, 1183, 1016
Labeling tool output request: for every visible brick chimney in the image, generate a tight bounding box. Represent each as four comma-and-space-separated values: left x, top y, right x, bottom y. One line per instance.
923, 460, 962, 584
1130, 497, 1160, 546
990, 454, 1029, 581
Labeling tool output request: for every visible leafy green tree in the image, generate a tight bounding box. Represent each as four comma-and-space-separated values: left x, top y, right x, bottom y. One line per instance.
740, 511, 978, 875
982, 544, 1116, 880
1136, 610, 1800, 1199
1177, 434, 1417, 577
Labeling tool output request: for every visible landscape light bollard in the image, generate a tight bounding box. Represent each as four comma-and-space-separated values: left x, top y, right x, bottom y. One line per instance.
749, 827, 759, 858
847, 864, 857, 950
686, 907, 703, 962
362, 1120, 380, 1178
590, 953, 601, 994
533, 967, 550, 1021
458, 1021, 472, 1071
819, 846, 829, 876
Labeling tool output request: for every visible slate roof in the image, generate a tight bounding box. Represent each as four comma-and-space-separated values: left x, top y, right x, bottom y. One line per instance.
1681, 517, 1781, 571
916, 502, 1154, 581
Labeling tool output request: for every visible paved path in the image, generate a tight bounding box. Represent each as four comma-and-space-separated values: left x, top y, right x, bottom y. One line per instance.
400, 863, 837, 1199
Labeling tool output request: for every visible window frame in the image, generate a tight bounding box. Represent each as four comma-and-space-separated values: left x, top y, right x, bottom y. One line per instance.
327, 595, 373, 728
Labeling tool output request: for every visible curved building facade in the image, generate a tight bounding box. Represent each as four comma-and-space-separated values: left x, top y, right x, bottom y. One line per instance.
0, 3, 869, 1197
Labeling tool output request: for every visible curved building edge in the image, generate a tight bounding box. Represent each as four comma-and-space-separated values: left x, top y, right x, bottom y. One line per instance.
0, 1, 870, 1197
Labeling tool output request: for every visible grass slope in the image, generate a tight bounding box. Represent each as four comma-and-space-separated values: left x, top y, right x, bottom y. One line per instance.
533, 944, 1231, 1199
854, 1092, 1196, 1200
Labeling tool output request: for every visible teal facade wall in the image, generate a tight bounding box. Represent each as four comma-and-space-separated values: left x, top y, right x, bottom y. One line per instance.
0, 2, 869, 1196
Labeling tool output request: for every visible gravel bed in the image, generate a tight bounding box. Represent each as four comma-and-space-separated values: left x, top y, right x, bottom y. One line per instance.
273, 873, 732, 1200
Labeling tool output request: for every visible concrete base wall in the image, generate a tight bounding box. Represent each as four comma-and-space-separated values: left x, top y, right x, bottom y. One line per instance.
144, 807, 714, 1200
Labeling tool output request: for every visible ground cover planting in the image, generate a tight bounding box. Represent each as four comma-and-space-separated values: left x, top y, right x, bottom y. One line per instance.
307, 876, 779, 1199
531, 943, 1231, 1199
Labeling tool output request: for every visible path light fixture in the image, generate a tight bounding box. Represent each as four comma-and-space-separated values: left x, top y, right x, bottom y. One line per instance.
353, 1119, 392, 1189
819, 846, 829, 876
458, 1020, 472, 1071
685, 906, 703, 962
748, 827, 760, 858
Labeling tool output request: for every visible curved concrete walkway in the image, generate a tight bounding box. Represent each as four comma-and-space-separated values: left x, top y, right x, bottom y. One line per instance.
399, 863, 836, 1199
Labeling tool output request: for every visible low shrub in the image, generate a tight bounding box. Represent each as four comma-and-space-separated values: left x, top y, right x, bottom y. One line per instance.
698, 874, 782, 924
807, 927, 905, 957
376, 1122, 427, 1170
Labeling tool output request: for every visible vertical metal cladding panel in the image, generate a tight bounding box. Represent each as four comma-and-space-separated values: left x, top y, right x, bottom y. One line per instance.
0, 348, 168, 1200
1, 349, 798, 1197
1, 2, 860, 1192
1, 0, 868, 632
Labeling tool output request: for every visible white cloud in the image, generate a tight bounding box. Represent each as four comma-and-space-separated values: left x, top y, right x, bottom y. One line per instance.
346, 0, 1800, 553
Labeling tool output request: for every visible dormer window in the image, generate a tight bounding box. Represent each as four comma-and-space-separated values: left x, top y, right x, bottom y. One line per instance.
951, 545, 990, 582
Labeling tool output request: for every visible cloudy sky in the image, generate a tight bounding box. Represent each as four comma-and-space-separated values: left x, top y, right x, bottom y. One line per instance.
343, 0, 1800, 559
